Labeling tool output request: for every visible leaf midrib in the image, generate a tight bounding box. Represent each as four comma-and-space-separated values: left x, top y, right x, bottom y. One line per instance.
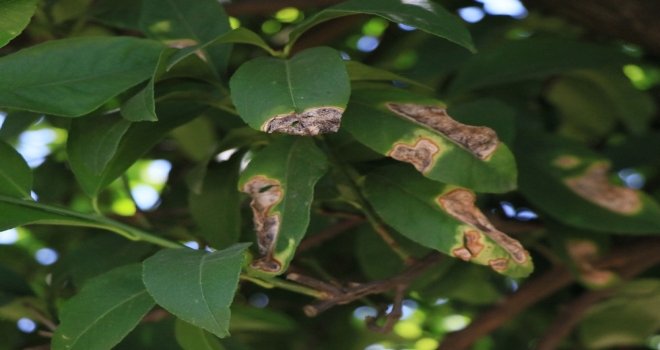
0, 166, 29, 198
283, 59, 298, 112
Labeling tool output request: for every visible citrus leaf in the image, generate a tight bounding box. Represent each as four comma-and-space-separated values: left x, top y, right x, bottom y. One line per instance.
0, 37, 164, 117
142, 243, 250, 339
0, 140, 31, 199
450, 38, 632, 94
140, 0, 232, 77
342, 87, 517, 193
0, 0, 38, 48
344, 60, 431, 90
175, 318, 226, 350
238, 137, 328, 275
516, 131, 660, 233
230, 46, 350, 136
363, 164, 533, 277
288, 0, 474, 53
52, 264, 156, 350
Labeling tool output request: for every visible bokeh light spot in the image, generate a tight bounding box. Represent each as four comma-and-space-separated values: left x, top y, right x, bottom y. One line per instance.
35, 248, 58, 265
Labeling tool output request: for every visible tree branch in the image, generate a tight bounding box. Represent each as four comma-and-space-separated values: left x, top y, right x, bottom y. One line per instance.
296, 217, 364, 252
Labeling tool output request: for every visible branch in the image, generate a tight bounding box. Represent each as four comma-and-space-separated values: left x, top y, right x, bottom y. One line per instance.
296, 217, 364, 252
287, 251, 443, 319
436, 237, 660, 350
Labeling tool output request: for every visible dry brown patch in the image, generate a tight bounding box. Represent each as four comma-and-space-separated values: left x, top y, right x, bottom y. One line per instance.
565, 163, 641, 214
263, 107, 343, 136
386, 103, 499, 159
488, 259, 508, 271
553, 155, 581, 169
567, 240, 615, 285
452, 247, 472, 261
388, 138, 439, 173
242, 176, 283, 273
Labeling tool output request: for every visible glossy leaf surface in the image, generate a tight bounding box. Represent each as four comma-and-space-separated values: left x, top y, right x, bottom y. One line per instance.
288, 0, 475, 52
142, 244, 250, 338
52, 264, 156, 350
68, 103, 208, 197
238, 137, 328, 275
140, 0, 232, 77
343, 87, 517, 193
0, 0, 38, 48
516, 131, 660, 233
450, 38, 632, 94
0, 37, 164, 116
0, 140, 32, 198
363, 164, 533, 277
229, 46, 350, 135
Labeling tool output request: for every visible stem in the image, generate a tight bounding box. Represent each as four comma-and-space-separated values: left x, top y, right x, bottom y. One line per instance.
0, 195, 181, 249
240, 274, 325, 299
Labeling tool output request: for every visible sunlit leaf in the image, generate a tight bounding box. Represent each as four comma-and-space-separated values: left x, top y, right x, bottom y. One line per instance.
238, 137, 328, 275
0, 0, 38, 48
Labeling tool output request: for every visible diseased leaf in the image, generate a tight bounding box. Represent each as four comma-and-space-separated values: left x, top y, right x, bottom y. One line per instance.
515, 131, 660, 233
288, 0, 475, 53
68, 103, 208, 197
343, 87, 517, 193
189, 153, 242, 250
447, 99, 516, 146
238, 137, 328, 275
0, 0, 38, 48
0, 140, 31, 199
142, 243, 251, 338
175, 318, 226, 350
449, 38, 632, 94
344, 60, 431, 90
363, 164, 533, 277
52, 264, 156, 350
140, 0, 232, 77
0, 37, 164, 117
229, 46, 350, 136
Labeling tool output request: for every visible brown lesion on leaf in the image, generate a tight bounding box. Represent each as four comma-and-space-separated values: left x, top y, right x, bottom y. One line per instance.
263, 107, 343, 136
242, 176, 283, 273
388, 138, 439, 173
451, 230, 484, 261
565, 163, 641, 214
439, 189, 528, 265
488, 259, 508, 271
386, 103, 500, 159
566, 240, 615, 285
553, 155, 581, 169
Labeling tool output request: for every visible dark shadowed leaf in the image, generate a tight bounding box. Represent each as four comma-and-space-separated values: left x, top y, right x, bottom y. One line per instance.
516, 131, 660, 233
449, 38, 632, 93
142, 243, 250, 338
447, 98, 516, 145
343, 86, 517, 193
175, 318, 226, 350
288, 0, 474, 53
0, 264, 34, 307
0, 140, 32, 199
238, 137, 328, 275
363, 164, 533, 277
87, 0, 142, 30
0, 37, 164, 117
0, 111, 41, 141
344, 60, 431, 89
229, 305, 297, 333
51, 264, 156, 350
229, 46, 350, 136
0, 0, 38, 48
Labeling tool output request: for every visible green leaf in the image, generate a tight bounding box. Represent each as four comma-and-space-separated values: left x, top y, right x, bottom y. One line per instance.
515, 131, 660, 234
0, 0, 38, 48
168, 27, 276, 70
238, 137, 328, 275
175, 318, 226, 350
140, 0, 232, 77
449, 38, 632, 94
87, 0, 142, 30
189, 153, 243, 250
344, 60, 431, 90
446, 98, 516, 146
0, 264, 34, 307
363, 164, 533, 277
52, 264, 156, 350
287, 0, 475, 53
68, 102, 208, 197
580, 279, 660, 349
68, 113, 132, 175
0, 37, 164, 117
342, 87, 518, 193
229, 46, 350, 135
0, 111, 41, 141
0, 140, 31, 199
170, 116, 217, 161
142, 243, 251, 338
229, 305, 297, 333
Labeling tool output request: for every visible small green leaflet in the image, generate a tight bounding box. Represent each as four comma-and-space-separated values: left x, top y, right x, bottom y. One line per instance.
342, 86, 518, 193
238, 137, 328, 275
0, 140, 32, 199
230, 46, 350, 136
363, 164, 533, 277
